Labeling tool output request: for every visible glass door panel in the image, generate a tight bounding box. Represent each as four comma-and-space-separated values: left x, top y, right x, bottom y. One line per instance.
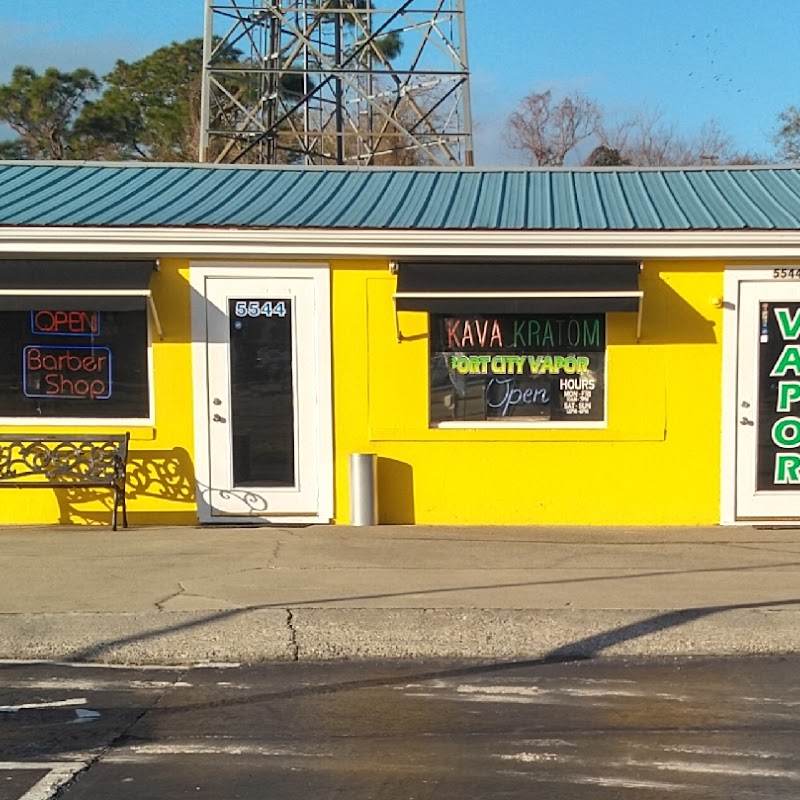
229, 297, 295, 487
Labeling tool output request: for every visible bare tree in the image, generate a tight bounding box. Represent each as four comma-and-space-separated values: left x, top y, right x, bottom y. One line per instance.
726, 150, 769, 165
775, 106, 800, 162
504, 87, 762, 168
504, 90, 601, 165
598, 109, 734, 166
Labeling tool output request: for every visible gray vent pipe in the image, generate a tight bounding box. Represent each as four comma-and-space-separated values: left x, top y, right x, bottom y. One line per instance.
349, 453, 378, 526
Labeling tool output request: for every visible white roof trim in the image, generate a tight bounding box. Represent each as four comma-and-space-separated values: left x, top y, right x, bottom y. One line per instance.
3, 226, 800, 259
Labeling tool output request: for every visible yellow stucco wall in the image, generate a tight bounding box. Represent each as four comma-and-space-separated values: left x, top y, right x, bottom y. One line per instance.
331, 258, 726, 525
0, 258, 197, 526
0, 255, 731, 526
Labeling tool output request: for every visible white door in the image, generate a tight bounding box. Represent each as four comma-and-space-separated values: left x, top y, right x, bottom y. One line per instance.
736, 280, 800, 519
203, 275, 326, 519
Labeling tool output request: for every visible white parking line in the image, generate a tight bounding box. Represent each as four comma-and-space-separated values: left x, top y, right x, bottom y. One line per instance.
0, 659, 239, 670
0, 762, 87, 800
0, 698, 86, 713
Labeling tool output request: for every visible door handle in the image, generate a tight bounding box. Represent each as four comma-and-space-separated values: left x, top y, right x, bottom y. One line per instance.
212, 413, 226, 423
740, 417, 754, 426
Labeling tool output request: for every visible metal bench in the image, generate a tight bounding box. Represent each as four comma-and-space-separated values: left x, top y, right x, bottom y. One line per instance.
0, 433, 130, 530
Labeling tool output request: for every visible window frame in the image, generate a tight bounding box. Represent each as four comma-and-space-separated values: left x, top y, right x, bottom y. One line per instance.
428, 311, 609, 431
0, 305, 155, 428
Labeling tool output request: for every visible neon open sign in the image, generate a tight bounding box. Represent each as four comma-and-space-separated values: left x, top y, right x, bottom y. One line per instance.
23, 346, 112, 400
31, 310, 101, 336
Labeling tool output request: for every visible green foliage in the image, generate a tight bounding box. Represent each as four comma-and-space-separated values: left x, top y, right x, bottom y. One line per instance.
316, 0, 403, 61
0, 38, 246, 162
0, 27, 402, 163
583, 145, 630, 166
77, 38, 208, 161
0, 66, 100, 159
0, 140, 25, 160
279, 71, 317, 99
375, 32, 403, 61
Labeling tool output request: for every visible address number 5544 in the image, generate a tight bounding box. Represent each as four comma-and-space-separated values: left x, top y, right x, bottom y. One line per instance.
234, 300, 288, 318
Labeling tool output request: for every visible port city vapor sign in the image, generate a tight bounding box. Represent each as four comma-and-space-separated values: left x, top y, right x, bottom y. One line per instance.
430, 313, 606, 423
758, 303, 800, 489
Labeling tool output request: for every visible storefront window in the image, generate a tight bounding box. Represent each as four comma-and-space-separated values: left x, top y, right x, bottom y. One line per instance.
0, 308, 150, 419
429, 312, 606, 425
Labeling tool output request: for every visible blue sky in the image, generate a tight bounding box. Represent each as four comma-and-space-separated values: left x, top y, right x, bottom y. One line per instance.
1, 0, 798, 164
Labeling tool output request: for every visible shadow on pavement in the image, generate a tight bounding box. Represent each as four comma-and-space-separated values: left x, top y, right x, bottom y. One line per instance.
61, 580, 800, 661
60, 556, 800, 662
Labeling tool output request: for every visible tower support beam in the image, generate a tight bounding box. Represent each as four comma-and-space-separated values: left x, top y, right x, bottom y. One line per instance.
200, 0, 474, 166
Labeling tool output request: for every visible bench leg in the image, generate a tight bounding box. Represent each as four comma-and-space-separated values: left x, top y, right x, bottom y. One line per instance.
110, 450, 129, 530
111, 485, 128, 531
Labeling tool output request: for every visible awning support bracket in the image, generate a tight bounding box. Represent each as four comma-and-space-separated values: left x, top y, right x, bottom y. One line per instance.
394, 301, 406, 343
147, 294, 164, 340
636, 295, 643, 342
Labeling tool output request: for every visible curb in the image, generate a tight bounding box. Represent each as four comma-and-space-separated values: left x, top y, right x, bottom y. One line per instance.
1, 607, 799, 664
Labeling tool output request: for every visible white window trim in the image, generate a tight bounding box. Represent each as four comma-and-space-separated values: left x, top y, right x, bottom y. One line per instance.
428, 313, 610, 430
434, 421, 608, 430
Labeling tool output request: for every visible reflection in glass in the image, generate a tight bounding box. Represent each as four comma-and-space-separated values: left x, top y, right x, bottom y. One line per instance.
228, 299, 295, 487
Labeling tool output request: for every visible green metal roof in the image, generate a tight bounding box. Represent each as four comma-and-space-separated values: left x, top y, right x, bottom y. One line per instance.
2, 161, 800, 231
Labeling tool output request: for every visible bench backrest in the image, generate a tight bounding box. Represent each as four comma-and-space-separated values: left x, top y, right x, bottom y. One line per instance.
0, 433, 130, 485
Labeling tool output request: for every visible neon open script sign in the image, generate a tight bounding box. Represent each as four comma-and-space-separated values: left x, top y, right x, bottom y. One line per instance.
23, 346, 112, 400
31, 310, 100, 336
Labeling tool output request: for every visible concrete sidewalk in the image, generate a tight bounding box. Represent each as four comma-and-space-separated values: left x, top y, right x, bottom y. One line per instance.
1, 525, 799, 664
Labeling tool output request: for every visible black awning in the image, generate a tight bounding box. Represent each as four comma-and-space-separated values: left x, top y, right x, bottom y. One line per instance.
0, 260, 156, 310
394, 261, 642, 314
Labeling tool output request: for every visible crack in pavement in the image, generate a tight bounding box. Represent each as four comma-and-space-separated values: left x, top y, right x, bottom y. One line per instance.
286, 610, 299, 662
154, 583, 249, 611
160, 552, 286, 585
268, 540, 283, 568
154, 584, 187, 611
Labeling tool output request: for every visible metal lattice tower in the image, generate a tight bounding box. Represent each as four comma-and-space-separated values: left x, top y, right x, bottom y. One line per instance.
199, 1, 474, 166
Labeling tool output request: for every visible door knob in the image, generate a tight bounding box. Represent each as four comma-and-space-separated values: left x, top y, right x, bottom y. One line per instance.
212, 413, 226, 423
740, 417, 754, 426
